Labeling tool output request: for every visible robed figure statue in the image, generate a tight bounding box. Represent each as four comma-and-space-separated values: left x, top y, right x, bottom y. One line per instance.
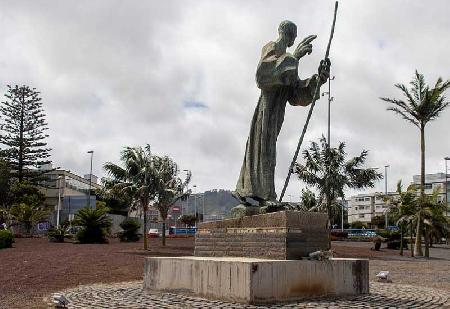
234, 20, 330, 206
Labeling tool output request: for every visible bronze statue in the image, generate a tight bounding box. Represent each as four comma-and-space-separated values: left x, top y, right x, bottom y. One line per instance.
234, 20, 330, 207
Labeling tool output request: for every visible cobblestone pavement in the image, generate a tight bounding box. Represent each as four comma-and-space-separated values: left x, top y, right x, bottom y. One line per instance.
48, 281, 450, 308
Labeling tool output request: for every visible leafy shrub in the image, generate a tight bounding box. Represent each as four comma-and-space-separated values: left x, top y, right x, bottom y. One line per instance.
118, 218, 141, 242
47, 227, 67, 243
73, 207, 112, 244
376, 229, 390, 239
350, 221, 366, 229
179, 214, 197, 227
0, 230, 14, 249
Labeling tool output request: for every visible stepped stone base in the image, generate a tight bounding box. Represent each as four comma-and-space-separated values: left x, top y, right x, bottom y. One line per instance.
195, 210, 329, 259
143, 256, 369, 304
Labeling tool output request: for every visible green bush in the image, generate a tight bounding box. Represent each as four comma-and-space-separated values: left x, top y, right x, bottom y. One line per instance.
376, 229, 390, 239
73, 207, 112, 244
350, 221, 366, 229
47, 227, 67, 243
0, 230, 14, 249
118, 218, 141, 242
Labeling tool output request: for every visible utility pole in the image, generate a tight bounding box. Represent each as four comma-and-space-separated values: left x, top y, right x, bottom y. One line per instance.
322, 75, 335, 147
193, 185, 197, 227
87, 150, 94, 208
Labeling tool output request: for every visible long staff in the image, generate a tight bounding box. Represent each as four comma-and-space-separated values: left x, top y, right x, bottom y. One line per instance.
279, 1, 339, 203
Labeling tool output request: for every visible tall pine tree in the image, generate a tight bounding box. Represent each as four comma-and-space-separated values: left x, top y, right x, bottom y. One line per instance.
0, 85, 52, 182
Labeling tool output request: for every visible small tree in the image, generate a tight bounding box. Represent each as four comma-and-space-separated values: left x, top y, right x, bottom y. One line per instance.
351, 221, 366, 229
179, 214, 197, 227
386, 181, 418, 256
118, 218, 141, 242
294, 136, 382, 223
152, 156, 190, 246
8, 181, 48, 235
381, 71, 450, 257
9, 203, 50, 235
0, 158, 11, 208
104, 145, 156, 250
371, 215, 385, 229
73, 207, 112, 243
0, 85, 52, 182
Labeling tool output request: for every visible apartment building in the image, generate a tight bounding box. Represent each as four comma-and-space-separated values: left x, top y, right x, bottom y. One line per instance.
347, 192, 395, 225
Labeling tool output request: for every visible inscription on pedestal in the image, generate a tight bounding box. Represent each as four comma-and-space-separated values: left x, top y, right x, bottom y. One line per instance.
195, 211, 329, 259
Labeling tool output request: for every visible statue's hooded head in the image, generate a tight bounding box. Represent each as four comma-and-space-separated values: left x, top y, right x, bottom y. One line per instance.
278, 20, 297, 47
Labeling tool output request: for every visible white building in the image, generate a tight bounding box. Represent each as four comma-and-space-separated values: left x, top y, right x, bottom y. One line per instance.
348, 172, 450, 225
347, 192, 396, 225
412, 173, 447, 203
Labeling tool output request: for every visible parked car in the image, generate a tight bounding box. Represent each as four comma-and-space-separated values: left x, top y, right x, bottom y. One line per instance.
148, 228, 159, 238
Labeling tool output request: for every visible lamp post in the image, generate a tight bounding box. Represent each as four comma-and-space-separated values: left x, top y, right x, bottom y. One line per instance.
341, 199, 344, 231
193, 185, 197, 227
384, 165, 390, 229
87, 150, 94, 208
56, 176, 62, 228
321, 75, 335, 147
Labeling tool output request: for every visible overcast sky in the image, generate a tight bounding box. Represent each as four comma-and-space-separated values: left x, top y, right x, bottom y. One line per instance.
1, 0, 449, 201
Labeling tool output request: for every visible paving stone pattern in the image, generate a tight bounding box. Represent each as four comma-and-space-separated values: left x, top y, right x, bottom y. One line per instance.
50, 281, 450, 308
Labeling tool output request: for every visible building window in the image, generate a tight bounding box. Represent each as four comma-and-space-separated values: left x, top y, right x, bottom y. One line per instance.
354, 206, 358, 210
424, 183, 432, 190
364, 197, 371, 201
359, 214, 364, 218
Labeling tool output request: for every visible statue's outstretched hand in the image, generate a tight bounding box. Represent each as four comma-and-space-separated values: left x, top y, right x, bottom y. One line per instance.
318, 58, 331, 84
293, 35, 317, 59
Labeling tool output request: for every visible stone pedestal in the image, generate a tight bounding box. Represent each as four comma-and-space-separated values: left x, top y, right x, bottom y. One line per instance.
143, 256, 369, 304
195, 211, 329, 259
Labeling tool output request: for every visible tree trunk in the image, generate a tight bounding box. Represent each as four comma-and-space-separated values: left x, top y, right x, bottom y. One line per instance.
162, 219, 166, 246
410, 221, 414, 257
143, 204, 148, 250
414, 124, 426, 256
399, 224, 404, 256
424, 225, 429, 258
414, 216, 423, 256
18, 91, 25, 182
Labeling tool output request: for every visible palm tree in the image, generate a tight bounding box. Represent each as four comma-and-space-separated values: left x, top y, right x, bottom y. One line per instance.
73, 207, 112, 243
152, 155, 190, 246
387, 181, 419, 256
380, 71, 450, 257
421, 189, 449, 252
104, 145, 157, 250
294, 136, 382, 223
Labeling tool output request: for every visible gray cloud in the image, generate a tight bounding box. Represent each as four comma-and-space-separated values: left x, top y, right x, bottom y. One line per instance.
1, 0, 449, 200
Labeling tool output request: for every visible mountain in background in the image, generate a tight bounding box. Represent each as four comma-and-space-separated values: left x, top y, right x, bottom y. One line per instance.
177, 189, 239, 217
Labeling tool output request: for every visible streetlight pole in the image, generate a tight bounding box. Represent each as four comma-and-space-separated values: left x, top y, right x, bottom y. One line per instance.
322, 75, 335, 147
341, 199, 344, 231
87, 150, 94, 208
384, 165, 390, 229
56, 176, 62, 228
193, 185, 197, 227
202, 194, 205, 222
